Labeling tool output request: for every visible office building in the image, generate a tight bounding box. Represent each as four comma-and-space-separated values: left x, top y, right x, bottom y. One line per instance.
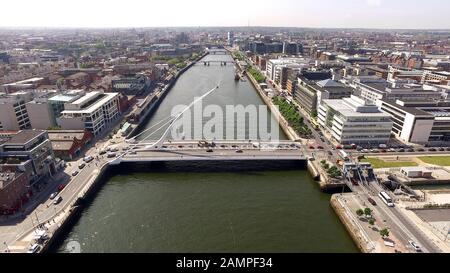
318, 95, 393, 145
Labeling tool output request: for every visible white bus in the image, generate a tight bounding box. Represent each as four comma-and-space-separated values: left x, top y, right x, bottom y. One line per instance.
378, 191, 395, 207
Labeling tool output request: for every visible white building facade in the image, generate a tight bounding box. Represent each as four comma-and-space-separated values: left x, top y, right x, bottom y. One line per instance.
57, 91, 120, 137
318, 95, 393, 145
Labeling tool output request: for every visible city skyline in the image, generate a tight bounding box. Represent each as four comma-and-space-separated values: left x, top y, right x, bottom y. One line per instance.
1, 0, 450, 30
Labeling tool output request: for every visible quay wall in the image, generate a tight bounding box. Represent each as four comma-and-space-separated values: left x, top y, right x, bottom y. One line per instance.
330, 194, 371, 253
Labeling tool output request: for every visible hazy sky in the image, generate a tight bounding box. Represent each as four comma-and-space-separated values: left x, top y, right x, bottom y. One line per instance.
1, 0, 449, 29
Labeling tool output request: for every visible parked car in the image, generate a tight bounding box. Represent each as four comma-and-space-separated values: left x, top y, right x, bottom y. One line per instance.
438, 147, 445, 152
72, 170, 79, 176
398, 148, 405, 152
417, 148, 425, 152
53, 196, 63, 205
368, 197, 377, 206
328, 151, 333, 156
406, 148, 415, 153
317, 146, 324, 150
99, 150, 107, 155
57, 184, 66, 191
78, 162, 86, 169
107, 152, 117, 158
428, 148, 437, 152
50, 192, 59, 200
83, 156, 93, 163
27, 244, 41, 253
206, 149, 213, 153
309, 146, 315, 150
235, 150, 243, 153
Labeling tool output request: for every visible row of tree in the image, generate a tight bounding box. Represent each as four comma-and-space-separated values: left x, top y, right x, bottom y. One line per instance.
272, 97, 312, 137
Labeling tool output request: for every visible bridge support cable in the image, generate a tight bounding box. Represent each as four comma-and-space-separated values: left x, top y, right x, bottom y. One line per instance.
144, 84, 220, 150
130, 114, 177, 140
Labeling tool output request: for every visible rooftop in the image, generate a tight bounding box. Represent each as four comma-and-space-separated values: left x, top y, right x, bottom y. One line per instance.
3, 130, 45, 146
323, 95, 390, 118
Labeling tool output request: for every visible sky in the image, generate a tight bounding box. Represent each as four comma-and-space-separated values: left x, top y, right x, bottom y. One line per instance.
0, 0, 449, 29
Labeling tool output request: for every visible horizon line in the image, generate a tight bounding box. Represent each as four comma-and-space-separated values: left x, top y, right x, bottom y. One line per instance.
1, 25, 450, 31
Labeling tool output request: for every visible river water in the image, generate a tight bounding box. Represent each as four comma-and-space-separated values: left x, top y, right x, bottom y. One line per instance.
56, 51, 357, 253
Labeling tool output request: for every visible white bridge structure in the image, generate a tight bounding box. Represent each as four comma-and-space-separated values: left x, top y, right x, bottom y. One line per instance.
108, 84, 307, 165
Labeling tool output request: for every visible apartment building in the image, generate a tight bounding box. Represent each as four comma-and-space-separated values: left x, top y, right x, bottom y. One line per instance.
318, 95, 393, 145
0, 93, 32, 131
57, 91, 120, 137
0, 130, 56, 183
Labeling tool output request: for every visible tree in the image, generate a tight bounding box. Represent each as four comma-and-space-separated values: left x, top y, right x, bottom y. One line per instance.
369, 219, 375, 226
380, 228, 390, 238
364, 208, 372, 217
356, 209, 364, 217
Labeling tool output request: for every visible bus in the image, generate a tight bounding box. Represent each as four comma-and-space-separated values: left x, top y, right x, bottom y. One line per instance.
378, 191, 395, 207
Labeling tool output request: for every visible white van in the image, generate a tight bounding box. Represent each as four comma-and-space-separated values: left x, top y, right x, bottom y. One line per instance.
27, 244, 41, 253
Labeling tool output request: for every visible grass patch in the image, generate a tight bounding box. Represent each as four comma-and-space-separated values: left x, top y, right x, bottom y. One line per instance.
361, 158, 418, 169
418, 156, 450, 166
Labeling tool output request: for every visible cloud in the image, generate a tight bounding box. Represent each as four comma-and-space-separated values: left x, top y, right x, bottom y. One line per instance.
366, 0, 382, 7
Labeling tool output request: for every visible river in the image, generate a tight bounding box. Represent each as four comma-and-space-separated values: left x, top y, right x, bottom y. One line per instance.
55, 51, 357, 253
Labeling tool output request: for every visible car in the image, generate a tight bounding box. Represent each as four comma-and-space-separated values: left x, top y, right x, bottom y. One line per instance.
446, 147, 450, 152
107, 152, 117, 158
309, 146, 315, 150
57, 184, 66, 191
49, 192, 59, 200
78, 163, 86, 169
408, 240, 422, 252
99, 150, 107, 155
206, 149, 213, 153
406, 149, 415, 153
389, 148, 396, 152
380, 149, 387, 153
231, 145, 238, 148
27, 244, 41, 253
53, 196, 63, 205
336, 145, 343, 150
417, 148, 425, 152
368, 197, 377, 206
317, 146, 324, 150
235, 149, 243, 153
398, 149, 405, 152
72, 170, 79, 176
178, 145, 184, 148
220, 145, 227, 148
112, 147, 119, 152
129, 150, 137, 155
428, 148, 437, 152
328, 151, 333, 156
83, 156, 94, 163
438, 147, 445, 152
122, 146, 130, 151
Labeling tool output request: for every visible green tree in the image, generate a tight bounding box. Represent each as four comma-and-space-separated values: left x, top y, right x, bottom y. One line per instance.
364, 208, 372, 217
369, 219, 376, 226
356, 209, 364, 217
380, 228, 390, 238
